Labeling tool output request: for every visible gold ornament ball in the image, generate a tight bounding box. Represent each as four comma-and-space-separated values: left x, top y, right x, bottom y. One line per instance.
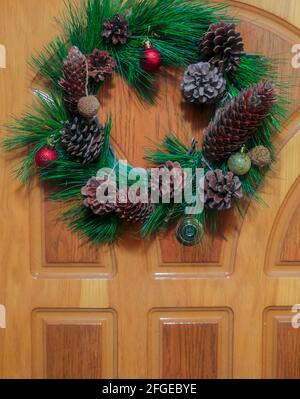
77, 96, 100, 119
227, 152, 251, 176
248, 145, 272, 169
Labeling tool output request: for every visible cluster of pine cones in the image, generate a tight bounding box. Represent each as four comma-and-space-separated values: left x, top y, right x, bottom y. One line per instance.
59, 14, 131, 165
182, 22, 244, 105
81, 161, 186, 222
202, 81, 276, 210
81, 175, 155, 223
58, 17, 276, 217
180, 23, 276, 210
59, 46, 115, 165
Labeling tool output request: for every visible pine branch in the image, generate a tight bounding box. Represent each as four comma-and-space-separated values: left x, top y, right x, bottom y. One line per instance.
39, 117, 114, 201
3, 91, 68, 183
31, 0, 233, 102
64, 204, 119, 244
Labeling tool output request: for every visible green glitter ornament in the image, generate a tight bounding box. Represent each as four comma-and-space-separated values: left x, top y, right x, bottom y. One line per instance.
227, 149, 251, 176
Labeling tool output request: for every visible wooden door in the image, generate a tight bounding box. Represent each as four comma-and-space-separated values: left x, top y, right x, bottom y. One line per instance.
1, 0, 300, 379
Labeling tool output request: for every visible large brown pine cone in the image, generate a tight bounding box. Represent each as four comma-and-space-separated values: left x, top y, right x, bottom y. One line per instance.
200, 23, 244, 72
81, 175, 117, 215
102, 14, 131, 45
204, 169, 243, 210
116, 188, 155, 223
202, 81, 277, 162
181, 62, 226, 104
87, 49, 116, 82
150, 161, 186, 200
58, 47, 88, 113
61, 116, 104, 164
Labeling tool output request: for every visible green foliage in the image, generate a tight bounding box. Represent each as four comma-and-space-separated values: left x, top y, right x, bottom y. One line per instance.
64, 205, 119, 244
3, 91, 67, 182
219, 54, 290, 200
32, 0, 232, 102
39, 117, 113, 201
2, 0, 290, 244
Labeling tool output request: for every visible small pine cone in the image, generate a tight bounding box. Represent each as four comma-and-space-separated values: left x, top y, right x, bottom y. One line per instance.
87, 49, 116, 82
200, 22, 244, 72
202, 81, 277, 162
204, 169, 243, 210
77, 96, 100, 119
248, 145, 272, 169
181, 62, 226, 104
102, 14, 131, 45
81, 175, 117, 215
116, 188, 155, 223
150, 161, 186, 200
61, 116, 104, 165
58, 46, 88, 113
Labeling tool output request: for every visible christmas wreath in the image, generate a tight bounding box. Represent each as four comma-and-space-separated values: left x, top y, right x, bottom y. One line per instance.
3, 0, 288, 246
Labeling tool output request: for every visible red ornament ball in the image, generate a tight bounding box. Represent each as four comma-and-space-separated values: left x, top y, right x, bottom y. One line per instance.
35, 146, 58, 168
140, 47, 161, 73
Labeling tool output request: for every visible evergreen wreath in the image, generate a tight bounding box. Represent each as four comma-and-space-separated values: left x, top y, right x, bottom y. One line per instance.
3, 0, 289, 246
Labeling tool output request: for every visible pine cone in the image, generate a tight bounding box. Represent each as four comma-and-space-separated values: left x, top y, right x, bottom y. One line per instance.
61, 116, 104, 164
248, 145, 272, 169
204, 169, 243, 210
81, 175, 117, 215
202, 81, 277, 162
181, 62, 226, 104
87, 49, 116, 82
58, 47, 88, 113
116, 188, 155, 223
150, 161, 186, 200
200, 23, 244, 72
102, 14, 131, 45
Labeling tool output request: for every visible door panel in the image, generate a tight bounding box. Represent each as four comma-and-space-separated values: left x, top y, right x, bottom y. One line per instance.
263, 308, 300, 378
1, 0, 300, 379
32, 309, 116, 378
149, 309, 233, 378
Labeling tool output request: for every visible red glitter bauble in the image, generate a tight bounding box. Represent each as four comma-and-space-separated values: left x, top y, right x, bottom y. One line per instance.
35, 146, 58, 168
140, 46, 161, 73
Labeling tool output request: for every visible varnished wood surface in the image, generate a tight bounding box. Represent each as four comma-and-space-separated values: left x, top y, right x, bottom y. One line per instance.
1, 0, 300, 379
46, 324, 103, 379
162, 323, 218, 379
31, 310, 116, 378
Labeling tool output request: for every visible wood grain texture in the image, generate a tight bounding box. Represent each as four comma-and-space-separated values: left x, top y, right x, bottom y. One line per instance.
263, 308, 300, 378
265, 173, 300, 275
46, 324, 102, 379
162, 323, 218, 379
44, 187, 99, 264
149, 309, 233, 378
276, 322, 300, 379
235, 0, 300, 28
32, 310, 116, 378
1, 0, 300, 379
29, 179, 116, 278
159, 231, 222, 264
280, 204, 300, 262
